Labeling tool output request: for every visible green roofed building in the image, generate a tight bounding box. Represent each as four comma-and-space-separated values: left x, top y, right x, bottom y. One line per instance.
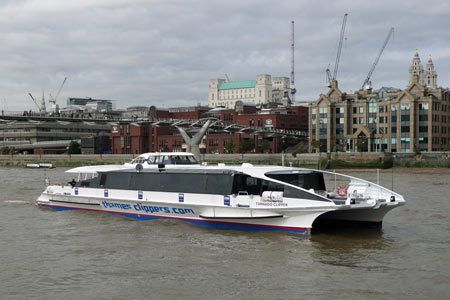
208, 74, 291, 108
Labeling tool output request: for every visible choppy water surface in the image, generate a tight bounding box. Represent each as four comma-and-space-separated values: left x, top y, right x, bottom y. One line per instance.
1, 167, 449, 300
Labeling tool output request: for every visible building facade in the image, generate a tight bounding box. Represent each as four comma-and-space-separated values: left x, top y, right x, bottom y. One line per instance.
0, 120, 111, 154
208, 75, 291, 108
111, 104, 308, 155
309, 50, 449, 153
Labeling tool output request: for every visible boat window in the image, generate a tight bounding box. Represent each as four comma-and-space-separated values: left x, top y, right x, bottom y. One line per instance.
232, 174, 263, 195
154, 156, 164, 164
163, 156, 171, 164
205, 174, 233, 195
99, 174, 107, 187
261, 180, 284, 192
265, 172, 326, 191
104, 173, 131, 190
77, 176, 100, 188
187, 156, 199, 164
172, 155, 194, 165
127, 172, 233, 195
283, 185, 327, 201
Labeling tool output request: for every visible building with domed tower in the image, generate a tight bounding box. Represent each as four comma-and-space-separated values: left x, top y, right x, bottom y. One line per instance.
308, 50, 450, 153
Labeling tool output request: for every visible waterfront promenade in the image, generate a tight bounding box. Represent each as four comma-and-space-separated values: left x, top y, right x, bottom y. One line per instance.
1, 152, 450, 168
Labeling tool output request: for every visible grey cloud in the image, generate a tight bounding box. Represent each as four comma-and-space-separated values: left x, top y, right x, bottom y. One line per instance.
0, 0, 449, 111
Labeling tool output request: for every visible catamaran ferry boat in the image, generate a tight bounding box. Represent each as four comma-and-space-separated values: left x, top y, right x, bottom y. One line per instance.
36, 153, 405, 235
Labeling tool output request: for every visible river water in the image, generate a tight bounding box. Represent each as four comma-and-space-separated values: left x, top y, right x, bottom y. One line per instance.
0, 167, 449, 300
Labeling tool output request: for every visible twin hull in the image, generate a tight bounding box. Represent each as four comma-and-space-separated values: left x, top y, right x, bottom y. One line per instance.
37, 185, 337, 235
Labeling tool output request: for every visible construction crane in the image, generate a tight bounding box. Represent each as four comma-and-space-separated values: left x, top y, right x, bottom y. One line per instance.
224, 74, 230, 82
333, 13, 348, 80
49, 77, 67, 105
326, 13, 348, 87
325, 64, 332, 87
290, 20, 296, 103
28, 93, 42, 112
361, 27, 394, 91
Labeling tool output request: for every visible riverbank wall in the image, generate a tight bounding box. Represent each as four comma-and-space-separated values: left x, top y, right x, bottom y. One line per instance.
1, 152, 449, 168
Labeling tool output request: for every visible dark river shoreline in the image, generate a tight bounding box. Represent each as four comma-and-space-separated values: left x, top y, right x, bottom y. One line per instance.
1, 167, 449, 299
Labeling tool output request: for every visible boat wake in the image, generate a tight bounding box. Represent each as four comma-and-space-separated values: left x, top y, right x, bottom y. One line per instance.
4, 200, 30, 205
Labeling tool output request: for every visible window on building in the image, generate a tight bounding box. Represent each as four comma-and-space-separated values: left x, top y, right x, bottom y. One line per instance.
369, 99, 377, 113
391, 104, 397, 111
401, 103, 411, 110
359, 107, 364, 114
419, 103, 429, 110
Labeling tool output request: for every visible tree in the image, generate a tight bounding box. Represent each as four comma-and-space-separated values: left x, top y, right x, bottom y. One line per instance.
310, 140, 322, 153
68, 141, 81, 154
261, 139, 270, 152
239, 139, 254, 153
224, 138, 236, 153
2, 147, 10, 155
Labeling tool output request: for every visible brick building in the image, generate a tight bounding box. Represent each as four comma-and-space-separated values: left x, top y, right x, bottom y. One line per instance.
308, 50, 450, 153
111, 103, 308, 154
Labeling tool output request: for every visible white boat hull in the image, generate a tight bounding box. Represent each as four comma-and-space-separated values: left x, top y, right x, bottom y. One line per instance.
37, 187, 337, 235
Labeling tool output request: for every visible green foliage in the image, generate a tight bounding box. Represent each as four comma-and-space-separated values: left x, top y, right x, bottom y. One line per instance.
261, 139, 270, 152
68, 141, 81, 154
2, 147, 10, 155
291, 144, 308, 157
414, 146, 421, 155
310, 140, 321, 152
239, 139, 254, 153
224, 139, 236, 153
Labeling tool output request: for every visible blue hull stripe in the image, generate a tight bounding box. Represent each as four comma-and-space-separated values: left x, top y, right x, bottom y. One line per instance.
38, 203, 309, 235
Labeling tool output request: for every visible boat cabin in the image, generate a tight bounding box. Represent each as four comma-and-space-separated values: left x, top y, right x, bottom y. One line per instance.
75, 168, 328, 202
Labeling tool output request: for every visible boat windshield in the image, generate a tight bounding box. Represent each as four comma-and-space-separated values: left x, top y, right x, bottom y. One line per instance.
265, 171, 326, 192
147, 155, 199, 165
130, 157, 147, 164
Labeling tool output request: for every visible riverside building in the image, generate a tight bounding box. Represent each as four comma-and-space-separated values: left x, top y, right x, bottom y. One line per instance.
208, 75, 291, 108
308, 50, 449, 153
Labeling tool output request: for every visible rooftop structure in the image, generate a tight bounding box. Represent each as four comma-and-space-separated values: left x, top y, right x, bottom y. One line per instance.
209, 75, 291, 109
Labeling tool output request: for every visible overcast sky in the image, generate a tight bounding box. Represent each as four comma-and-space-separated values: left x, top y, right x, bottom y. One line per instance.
1, 0, 449, 111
